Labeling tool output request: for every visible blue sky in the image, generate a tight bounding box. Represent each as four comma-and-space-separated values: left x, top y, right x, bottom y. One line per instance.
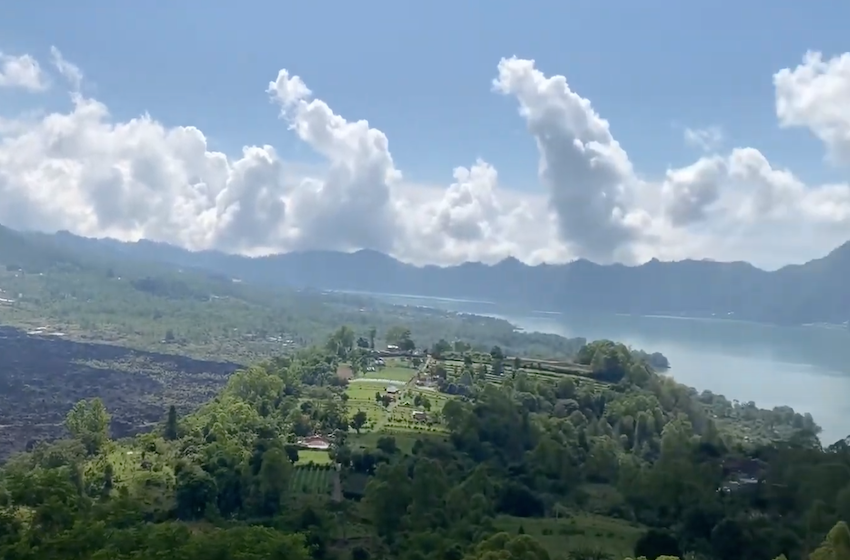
1, 1, 850, 267
4, 0, 847, 190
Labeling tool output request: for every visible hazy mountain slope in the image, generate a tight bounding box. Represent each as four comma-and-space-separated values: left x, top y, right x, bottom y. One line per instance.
13, 228, 850, 326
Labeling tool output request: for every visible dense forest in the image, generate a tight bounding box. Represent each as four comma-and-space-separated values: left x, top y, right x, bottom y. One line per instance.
0, 329, 843, 560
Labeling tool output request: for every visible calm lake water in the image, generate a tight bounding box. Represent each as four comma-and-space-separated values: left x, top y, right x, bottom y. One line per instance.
370, 293, 850, 445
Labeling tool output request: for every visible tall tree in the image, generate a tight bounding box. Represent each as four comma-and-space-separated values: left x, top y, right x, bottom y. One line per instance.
257, 448, 293, 516
64, 398, 111, 455
351, 410, 368, 434
810, 521, 850, 560
164, 405, 179, 440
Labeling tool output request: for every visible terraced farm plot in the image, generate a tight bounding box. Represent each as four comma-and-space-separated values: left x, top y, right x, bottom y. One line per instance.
409, 387, 452, 408
494, 513, 644, 559
385, 390, 450, 434
291, 465, 334, 495
441, 360, 465, 372
385, 407, 447, 434
521, 368, 605, 388
438, 357, 602, 389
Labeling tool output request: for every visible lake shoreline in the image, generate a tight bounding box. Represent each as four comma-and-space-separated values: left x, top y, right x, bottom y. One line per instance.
337, 288, 850, 334
363, 291, 848, 446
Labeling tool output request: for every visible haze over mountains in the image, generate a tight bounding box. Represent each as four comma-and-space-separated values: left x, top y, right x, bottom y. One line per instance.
1, 225, 844, 328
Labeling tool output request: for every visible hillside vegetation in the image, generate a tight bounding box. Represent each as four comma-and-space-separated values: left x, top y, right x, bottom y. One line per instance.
0, 329, 840, 560
0, 224, 597, 364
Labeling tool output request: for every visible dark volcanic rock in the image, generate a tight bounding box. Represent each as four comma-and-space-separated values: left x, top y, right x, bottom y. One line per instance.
0, 326, 239, 461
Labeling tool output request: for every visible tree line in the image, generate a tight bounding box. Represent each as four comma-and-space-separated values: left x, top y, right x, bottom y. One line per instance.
0, 330, 843, 560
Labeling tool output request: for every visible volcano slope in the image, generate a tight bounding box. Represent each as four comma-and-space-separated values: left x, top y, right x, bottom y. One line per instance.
0, 326, 238, 461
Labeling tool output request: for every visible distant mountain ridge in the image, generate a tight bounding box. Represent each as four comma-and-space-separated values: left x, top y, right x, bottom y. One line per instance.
8, 227, 850, 326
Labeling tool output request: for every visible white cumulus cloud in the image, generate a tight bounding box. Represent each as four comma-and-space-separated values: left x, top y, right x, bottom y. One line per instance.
775, 51, 850, 166
1, 46, 850, 269
0, 51, 48, 91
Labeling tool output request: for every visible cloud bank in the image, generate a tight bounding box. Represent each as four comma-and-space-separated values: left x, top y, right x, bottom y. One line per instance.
1, 47, 850, 268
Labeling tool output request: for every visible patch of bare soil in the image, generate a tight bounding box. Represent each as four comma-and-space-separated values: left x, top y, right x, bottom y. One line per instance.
336, 364, 353, 380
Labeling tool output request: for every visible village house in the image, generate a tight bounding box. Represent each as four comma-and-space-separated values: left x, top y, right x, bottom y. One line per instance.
296, 435, 331, 450
411, 410, 428, 422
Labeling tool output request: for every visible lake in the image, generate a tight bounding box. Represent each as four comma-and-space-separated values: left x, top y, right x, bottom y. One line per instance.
371, 292, 850, 445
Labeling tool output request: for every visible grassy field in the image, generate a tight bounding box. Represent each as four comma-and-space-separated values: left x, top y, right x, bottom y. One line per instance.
347, 430, 448, 455
345, 381, 390, 431
363, 366, 416, 382
296, 449, 332, 465
494, 513, 644, 559
346, 381, 388, 395
291, 465, 334, 495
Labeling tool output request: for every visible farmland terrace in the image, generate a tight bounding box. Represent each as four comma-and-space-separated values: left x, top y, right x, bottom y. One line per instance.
0, 325, 239, 461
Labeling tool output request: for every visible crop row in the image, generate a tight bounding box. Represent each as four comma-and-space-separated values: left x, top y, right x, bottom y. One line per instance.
291, 465, 334, 495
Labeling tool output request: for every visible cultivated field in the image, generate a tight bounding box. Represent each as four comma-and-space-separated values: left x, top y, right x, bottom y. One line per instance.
344, 357, 455, 437
291, 465, 334, 495
494, 513, 644, 559
345, 381, 390, 431
441, 358, 603, 388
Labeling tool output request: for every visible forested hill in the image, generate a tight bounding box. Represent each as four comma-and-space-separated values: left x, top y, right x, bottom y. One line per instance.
0, 332, 841, 560
0, 224, 598, 364
36, 228, 850, 326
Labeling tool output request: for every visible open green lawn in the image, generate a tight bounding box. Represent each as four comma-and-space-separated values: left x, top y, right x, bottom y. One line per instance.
346, 382, 388, 400
347, 430, 448, 455
346, 382, 389, 431
494, 514, 644, 559
363, 366, 416, 382
351, 403, 386, 429
295, 449, 332, 465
